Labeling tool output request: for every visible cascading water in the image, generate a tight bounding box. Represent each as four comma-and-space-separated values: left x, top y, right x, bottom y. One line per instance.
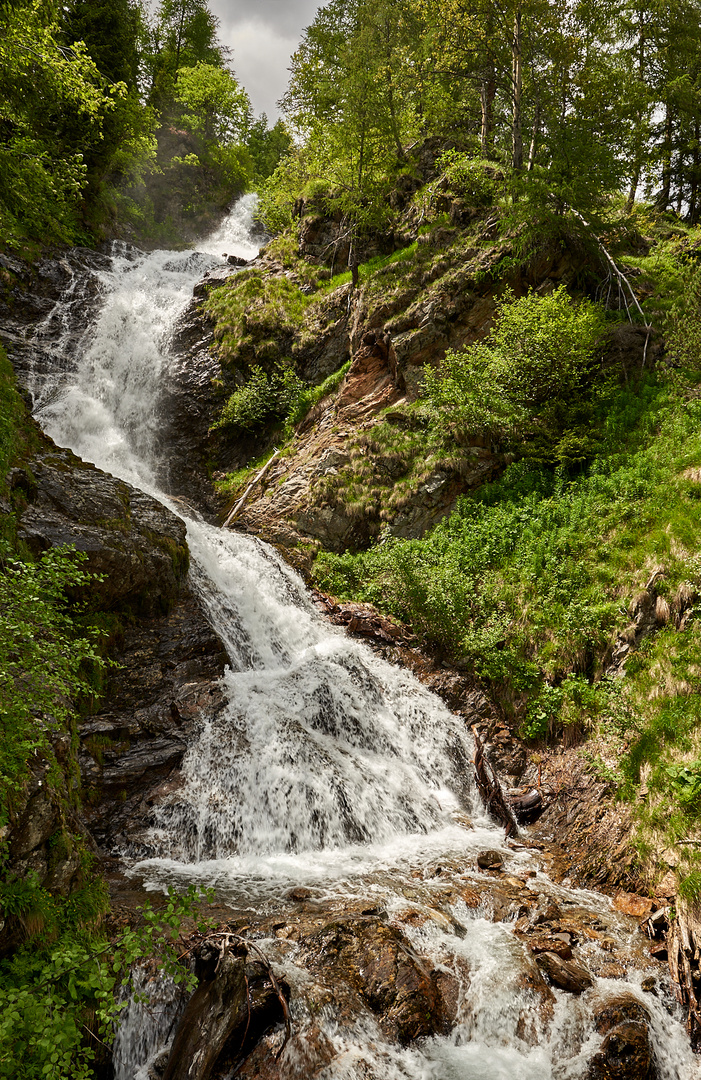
27, 197, 699, 1079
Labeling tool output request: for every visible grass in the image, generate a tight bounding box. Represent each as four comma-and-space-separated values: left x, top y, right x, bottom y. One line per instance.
312, 352, 701, 883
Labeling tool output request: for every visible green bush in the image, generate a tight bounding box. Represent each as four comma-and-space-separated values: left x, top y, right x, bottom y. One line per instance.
435, 150, 499, 206
214, 364, 304, 432
0, 544, 105, 827
664, 260, 701, 372
423, 286, 607, 437
285, 360, 351, 433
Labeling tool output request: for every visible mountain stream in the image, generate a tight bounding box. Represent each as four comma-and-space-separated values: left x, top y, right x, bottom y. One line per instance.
26, 198, 698, 1079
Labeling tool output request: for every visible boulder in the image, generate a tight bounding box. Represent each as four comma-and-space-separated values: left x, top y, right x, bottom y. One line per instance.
477, 850, 504, 870
535, 952, 593, 993
308, 916, 458, 1043
586, 1021, 654, 1080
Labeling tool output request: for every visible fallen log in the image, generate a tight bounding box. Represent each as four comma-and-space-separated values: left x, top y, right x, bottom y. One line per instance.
223, 449, 280, 529
471, 726, 519, 837
508, 788, 544, 823
667, 903, 701, 1050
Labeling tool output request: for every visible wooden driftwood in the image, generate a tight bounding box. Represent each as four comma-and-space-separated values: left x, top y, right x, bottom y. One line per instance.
667, 902, 701, 1050
508, 788, 544, 823
471, 726, 519, 837
223, 449, 280, 529
162, 930, 291, 1080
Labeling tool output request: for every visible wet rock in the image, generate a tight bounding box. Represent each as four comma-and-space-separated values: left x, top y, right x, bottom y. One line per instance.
79, 587, 228, 851
15, 442, 188, 616
586, 1022, 654, 1079
307, 916, 456, 1043
595, 994, 652, 1035
477, 850, 504, 870
157, 297, 222, 509
535, 952, 593, 993
234, 1025, 337, 1080
612, 892, 656, 919
529, 899, 563, 928
527, 935, 573, 961
286, 886, 313, 902
515, 966, 556, 1043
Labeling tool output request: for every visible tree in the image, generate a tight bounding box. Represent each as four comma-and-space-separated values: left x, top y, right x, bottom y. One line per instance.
147, 0, 223, 106
0, 0, 114, 244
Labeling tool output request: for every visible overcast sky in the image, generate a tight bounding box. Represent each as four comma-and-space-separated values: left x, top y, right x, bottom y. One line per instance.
210, 0, 323, 121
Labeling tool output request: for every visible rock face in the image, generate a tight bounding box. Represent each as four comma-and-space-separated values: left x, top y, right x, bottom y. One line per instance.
1, 423, 225, 893
11, 441, 189, 615
157, 293, 227, 511
79, 586, 228, 852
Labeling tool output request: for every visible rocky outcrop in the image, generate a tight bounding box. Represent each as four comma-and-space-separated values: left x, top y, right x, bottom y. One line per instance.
0, 247, 112, 404
1, 420, 226, 892
79, 586, 228, 852
305, 915, 456, 1044
10, 441, 188, 616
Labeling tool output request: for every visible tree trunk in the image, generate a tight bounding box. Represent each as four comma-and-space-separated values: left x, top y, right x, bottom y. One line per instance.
625, 12, 646, 214
511, 5, 523, 172
480, 64, 496, 158
162, 952, 247, 1080
657, 102, 673, 210
527, 99, 541, 172
690, 121, 700, 223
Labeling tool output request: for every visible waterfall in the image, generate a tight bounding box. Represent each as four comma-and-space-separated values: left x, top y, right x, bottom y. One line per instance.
27, 196, 699, 1079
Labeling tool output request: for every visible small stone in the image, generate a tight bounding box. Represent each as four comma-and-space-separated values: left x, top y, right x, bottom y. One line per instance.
477, 850, 504, 870
612, 891, 655, 918
528, 936, 573, 961
286, 886, 313, 902
641, 976, 657, 994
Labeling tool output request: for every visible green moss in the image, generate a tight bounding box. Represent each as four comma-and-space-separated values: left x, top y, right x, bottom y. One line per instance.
146, 531, 189, 583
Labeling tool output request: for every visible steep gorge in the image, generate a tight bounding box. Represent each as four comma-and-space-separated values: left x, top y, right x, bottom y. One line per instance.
1, 196, 700, 1078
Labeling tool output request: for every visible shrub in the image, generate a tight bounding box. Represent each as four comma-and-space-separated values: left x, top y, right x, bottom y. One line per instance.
214, 364, 304, 432
435, 150, 499, 206
423, 286, 607, 437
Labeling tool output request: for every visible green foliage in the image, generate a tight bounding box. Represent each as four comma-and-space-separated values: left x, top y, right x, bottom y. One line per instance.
285, 360, 351, 433
664, 260, 701, 371
0, 2, 114, 246
205, 272, 313, 363
246, 116, 292, 183
423, 286, 607, 439
214, 365, 304, 433
435, 150, 499, 206
314, 374, 701, 706
0, 882, 212, 1080
0, 347, 23, 490
522, 676, 606, 740
678, 871, 701, 904
0, 543, 105, 822
174, 62, 250, 148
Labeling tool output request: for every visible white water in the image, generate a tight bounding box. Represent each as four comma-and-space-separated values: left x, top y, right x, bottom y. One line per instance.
27, 197, 699, 1079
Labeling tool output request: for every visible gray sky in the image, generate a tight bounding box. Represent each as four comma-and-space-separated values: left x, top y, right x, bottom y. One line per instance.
210, 0, 323, 121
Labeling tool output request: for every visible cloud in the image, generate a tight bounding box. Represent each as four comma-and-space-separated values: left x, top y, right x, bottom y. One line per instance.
210, 0, 322, 119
